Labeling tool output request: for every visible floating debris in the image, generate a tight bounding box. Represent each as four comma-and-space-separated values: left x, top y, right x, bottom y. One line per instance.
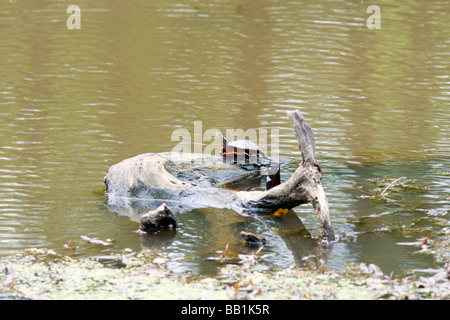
152, 257, 166, 265
374, 225, 390, 233
0, 248, 449, 300
80, 235, 113, 246
354, 177, 427, 203
380, 177, 408, 196
427, 209, 447, 217
273, 208, 288, 217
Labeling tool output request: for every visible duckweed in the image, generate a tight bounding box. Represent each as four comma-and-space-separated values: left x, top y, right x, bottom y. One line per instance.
1, 248, 448, 300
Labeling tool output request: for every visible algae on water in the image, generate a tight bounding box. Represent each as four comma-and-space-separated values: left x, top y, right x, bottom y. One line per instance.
1, 248, 449, 300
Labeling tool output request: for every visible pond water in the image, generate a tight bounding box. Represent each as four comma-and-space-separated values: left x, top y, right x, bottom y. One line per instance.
0, 0, 449, 276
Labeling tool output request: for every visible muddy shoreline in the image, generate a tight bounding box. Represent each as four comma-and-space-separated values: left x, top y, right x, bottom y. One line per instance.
1, 248, 448, 300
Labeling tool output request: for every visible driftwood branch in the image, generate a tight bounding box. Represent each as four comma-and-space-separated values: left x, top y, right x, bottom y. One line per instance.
287, 110, 317, 166
235, 111, 333, 240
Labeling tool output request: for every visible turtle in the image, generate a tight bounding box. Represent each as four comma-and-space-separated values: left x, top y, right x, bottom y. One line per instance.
217, 133, 271, 165
217, 133, 280, 190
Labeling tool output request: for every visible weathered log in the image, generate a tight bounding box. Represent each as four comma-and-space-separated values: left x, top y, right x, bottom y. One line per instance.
104, 110, 334, 241
232, 111, 333, 240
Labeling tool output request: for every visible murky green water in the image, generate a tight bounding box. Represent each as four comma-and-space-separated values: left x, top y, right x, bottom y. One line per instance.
0, 0, 448, 276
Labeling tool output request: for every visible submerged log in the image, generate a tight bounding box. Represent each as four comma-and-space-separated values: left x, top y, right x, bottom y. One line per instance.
140, 203, 178, 234
104, 110, 334, 241
240, 231, 266, 247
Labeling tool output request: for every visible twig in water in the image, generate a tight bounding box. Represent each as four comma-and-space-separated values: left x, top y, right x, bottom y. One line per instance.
380, 177, 407, 196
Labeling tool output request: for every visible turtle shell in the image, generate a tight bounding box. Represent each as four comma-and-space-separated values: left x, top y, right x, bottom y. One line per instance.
228, 139, 261, 151
217, 133, 271, 166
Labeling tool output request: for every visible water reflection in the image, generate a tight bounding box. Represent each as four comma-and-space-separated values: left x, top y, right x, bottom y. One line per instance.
0, 0, 448, 275
133, 207, 332, 275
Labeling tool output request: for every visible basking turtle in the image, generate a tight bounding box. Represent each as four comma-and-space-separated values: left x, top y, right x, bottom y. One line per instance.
217, 133, 280, 189
217, 133, 271, 166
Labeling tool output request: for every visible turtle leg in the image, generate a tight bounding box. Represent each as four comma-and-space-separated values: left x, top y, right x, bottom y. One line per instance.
222, 143, 228, 163
223, 151, 242, 164
222, 143, 239, 163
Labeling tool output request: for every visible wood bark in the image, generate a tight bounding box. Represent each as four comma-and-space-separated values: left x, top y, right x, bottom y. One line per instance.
234, 111, 334, 240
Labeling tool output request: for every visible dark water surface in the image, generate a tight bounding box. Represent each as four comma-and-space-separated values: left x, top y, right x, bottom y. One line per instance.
0, 0, 449, 276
